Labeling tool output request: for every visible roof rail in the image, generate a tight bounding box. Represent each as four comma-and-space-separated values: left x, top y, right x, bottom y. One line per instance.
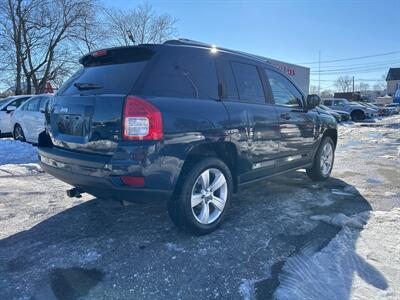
163, 38, 213, 47
164, 38, 274, 65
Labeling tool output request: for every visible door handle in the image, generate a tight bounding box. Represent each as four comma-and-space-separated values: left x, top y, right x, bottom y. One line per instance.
280, 113, 291, 120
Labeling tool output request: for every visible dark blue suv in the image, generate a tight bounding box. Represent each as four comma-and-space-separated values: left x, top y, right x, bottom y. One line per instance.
38, 39, 337, 234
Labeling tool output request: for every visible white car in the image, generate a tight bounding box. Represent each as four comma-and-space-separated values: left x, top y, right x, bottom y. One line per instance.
0, 95, 32, 135
11, 94, 53, 143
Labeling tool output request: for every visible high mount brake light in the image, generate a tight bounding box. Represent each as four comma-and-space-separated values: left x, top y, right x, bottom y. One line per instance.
91, 49, 107, 57
122, 96, 163, 141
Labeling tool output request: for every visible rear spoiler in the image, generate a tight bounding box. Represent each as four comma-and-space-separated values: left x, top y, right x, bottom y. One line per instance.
79, 46, 157, 67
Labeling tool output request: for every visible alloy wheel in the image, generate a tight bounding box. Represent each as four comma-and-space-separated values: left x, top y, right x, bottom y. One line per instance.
320, 143, 333, 176
191, 168, 228, 225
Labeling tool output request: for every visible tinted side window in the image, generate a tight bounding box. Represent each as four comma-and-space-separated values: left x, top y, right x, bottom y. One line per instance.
27, 98, 41, 111
140, 49, 218, 99
334, 100, 345, 106
323, 100, 333, 106
265, 69, 303, 107
6, 97, 29, 109
222, 62, 239, 100
230, 62, 265, 103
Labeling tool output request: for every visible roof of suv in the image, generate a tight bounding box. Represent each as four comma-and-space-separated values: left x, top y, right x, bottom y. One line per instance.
79, 38, 301, 73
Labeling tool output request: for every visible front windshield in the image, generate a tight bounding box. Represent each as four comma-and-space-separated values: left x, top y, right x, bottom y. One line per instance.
0, 97, 14, 107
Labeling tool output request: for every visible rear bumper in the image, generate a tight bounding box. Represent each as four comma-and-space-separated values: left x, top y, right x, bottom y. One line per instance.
38, 146, 173, 202
39, 162, 171, 201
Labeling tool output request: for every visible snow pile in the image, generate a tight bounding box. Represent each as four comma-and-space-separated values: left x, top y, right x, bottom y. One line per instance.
0, 139, 38, 165
0, 139, 41, 176
275, 208, 400, 299
0, 163, 43, 176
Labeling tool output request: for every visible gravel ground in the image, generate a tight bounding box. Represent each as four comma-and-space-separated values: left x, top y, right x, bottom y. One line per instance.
0, 115, 399, 300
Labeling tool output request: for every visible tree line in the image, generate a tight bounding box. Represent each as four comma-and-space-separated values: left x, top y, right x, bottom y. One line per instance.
0, 0, 177, 95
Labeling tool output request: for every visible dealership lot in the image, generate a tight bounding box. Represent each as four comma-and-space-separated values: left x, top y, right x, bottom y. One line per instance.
0, 116, 399, 299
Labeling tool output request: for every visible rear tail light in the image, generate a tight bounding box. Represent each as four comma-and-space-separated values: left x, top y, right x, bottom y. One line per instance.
122, 96, 163, 140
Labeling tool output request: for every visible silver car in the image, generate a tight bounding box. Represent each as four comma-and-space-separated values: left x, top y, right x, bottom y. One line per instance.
321, 98, 375, 121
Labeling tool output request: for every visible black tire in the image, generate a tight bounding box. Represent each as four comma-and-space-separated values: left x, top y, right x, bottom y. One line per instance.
306, 136, 335, 181
167, 157, 233, 235
13, 124, 26, 142
350, 110, 365, 122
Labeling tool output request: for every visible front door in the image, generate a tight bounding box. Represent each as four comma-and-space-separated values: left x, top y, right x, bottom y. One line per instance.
0, 97, 29, 134
264, 68, 317, 171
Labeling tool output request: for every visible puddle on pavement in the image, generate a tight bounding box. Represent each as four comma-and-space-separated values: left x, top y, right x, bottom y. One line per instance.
50, 267, 104, 300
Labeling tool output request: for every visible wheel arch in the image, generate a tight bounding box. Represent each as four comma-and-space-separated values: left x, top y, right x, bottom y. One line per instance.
174, 141, 239, 195
322, 128, 338, 148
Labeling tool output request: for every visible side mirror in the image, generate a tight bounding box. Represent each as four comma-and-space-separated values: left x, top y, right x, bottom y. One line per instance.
306, 94, 321, 110
6, 105, 16, 113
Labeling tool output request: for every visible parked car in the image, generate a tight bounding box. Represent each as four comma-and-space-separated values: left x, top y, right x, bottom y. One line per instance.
369, 102, 394, 116
394, 89, 400, 104
0, 95, 32, 136
38, 40, 338, 234
12, 94, 53, 143
385, 103, 400, 114
356, 102, 379, 119
321, 98, 371, 121
318, 104, 350, 122
316, 105, 341, 122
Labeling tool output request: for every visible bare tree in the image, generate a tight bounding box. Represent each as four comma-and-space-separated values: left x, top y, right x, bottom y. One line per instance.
0, 1, 178, 94
320, 89, 333, 98
309, 84, 318, 95
104, 3, 177, 47
356, 82, 370, 94
334, 76, 353, 93
0, 0, 25, 94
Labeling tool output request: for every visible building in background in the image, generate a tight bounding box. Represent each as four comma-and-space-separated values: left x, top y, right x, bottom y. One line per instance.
386, 68, 400, 96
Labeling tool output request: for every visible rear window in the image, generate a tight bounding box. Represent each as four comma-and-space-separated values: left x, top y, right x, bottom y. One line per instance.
58, 62, 147, 96
58, 47, 154, 96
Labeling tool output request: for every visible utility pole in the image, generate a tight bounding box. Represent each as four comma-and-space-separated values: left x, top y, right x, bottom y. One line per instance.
352, 76, 355, 93
318, 50, 321, 94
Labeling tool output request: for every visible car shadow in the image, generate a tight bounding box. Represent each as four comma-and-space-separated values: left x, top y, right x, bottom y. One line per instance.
0, 171, 388, 300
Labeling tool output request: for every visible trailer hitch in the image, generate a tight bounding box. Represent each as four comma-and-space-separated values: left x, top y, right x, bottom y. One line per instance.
66, 187, 83, 198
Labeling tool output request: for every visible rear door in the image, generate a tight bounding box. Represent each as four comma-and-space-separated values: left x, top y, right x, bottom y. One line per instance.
218, 56, 280, 181
264, 68, 317, 170
49, 47, 154, 155
23, 97, 42, 142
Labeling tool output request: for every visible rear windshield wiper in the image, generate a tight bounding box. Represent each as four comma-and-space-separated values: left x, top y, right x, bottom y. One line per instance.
74, 82, 103, 90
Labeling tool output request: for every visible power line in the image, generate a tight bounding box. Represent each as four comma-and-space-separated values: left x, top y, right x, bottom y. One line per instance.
299, 50, 400, 65
311, 63, 400, 74
308, 59, 400, 70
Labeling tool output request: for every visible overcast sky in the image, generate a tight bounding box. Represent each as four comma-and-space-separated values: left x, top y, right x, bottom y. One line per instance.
103, 0, 400, 90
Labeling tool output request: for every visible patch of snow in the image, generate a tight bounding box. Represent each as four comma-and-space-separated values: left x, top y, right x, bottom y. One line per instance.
239, 279, 257, 300
366, 177, 384, 184
79, 250, 101, 263
0, 139, 38, 165
310, 212, 367, 229
166, 243, 185, 252
331, 189, 354, 196
276, 209, 400, 300
0, 163, 42, 176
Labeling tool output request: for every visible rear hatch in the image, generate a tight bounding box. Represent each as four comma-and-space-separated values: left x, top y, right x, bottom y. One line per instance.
49, 47, 155, 155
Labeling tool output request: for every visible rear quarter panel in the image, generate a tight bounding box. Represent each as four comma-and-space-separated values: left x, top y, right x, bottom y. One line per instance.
139, 96, 231, 189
